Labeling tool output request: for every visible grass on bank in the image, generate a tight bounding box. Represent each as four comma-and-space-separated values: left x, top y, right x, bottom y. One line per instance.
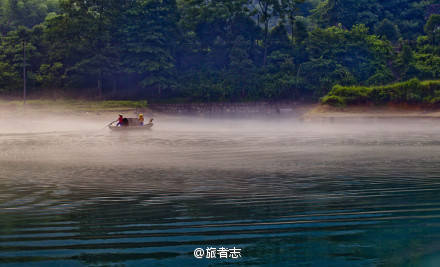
0, 99, 148, 111
321, 79, 440, 107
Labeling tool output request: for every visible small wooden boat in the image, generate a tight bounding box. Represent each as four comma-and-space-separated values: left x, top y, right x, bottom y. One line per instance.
108, 118, 154, 131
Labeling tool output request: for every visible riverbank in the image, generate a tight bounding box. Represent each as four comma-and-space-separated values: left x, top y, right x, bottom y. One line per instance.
148, 101, 310, 117
305, 104, 440, 120
4, 98, 440, 122
0, 99, 148, 112
0, 99, 312, 119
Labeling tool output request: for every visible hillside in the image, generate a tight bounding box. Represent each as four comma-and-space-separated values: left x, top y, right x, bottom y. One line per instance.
0, 0, 439, 102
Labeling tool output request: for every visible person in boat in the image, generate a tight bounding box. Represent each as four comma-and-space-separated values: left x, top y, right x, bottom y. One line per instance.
138, 114, 144, 126
117, 114, 123, 127
122, 118, 129, 127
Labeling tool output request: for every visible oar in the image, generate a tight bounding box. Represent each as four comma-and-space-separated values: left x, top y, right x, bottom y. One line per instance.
101, 120, 117, 130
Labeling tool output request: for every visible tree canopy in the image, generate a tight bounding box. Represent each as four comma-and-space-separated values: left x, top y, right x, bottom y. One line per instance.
0, 0, 439, 101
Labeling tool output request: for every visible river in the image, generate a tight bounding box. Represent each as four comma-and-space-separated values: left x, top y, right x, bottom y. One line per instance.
1, 116, 440, 266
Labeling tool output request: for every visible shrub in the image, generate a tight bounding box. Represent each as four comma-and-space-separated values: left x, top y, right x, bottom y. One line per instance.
321, 95, 346, 107
430, 97, 440, 105
321, 79, 440, 106
327, 85, 370, 104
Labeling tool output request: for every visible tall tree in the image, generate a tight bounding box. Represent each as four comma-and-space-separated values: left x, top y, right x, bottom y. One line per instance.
375, 19, 400, 43
314, 0, 437, 39
120, 0, 179, 96
178, 0, 254, 70
0, 0, 59, 34
254, 0, 282, 65
425, 14, 440, 46
43, 0, 123, 97
228, 35, 254, 98
281, 0, 304, 46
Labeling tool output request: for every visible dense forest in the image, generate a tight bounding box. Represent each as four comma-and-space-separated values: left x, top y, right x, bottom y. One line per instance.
0, 0, 439, 101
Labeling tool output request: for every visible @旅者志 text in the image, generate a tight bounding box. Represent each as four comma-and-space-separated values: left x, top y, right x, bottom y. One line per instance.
194, 247, 242, 259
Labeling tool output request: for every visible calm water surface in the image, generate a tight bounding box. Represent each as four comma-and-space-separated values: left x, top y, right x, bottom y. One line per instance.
1, 117, 440, 266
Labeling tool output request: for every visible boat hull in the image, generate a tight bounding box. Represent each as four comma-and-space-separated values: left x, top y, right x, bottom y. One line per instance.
109, 123, 153, 131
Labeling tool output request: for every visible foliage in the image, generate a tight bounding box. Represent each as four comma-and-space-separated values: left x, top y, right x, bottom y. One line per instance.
424, 14, 440, 46
0, 0, 59, 34
313, 0, 437, 40
375, 19, 400, 43
322, 79, 440, 106
0, 0, 439, 103
0, 98, 148, 110
120, 0, 178, 96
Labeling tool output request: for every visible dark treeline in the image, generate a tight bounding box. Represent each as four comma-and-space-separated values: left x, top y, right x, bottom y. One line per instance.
0, 0, 439, 101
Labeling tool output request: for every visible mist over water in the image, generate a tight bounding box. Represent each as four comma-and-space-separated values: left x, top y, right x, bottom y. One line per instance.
2, 113, 440, 265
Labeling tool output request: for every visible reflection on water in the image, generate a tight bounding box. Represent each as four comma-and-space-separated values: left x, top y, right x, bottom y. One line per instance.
2, 117, 440, 266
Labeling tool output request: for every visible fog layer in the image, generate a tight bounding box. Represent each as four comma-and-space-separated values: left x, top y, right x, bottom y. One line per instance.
1, 111, 440, 172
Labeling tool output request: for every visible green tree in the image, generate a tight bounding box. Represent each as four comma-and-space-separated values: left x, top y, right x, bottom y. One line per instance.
281, 0, 305, 46
0, 0, 59, 34
228, 35, 255, 98
253, 0, 283, 65
0, 25, 43, 94
178, 0, 256, 70
0, 33, 21, 92
375, 19, 400, 43
314, 0, 436, 39
425, 14, 440, 47
395, 43, 419, 81
43, 0, 124, 97
292, 19, 307, 45
120, 0, 179, 97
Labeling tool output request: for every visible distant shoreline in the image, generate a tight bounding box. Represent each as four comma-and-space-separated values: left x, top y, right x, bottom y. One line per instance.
0, 99, 148, 112
0, 99, 311, 118
3, 98, 440, 120
304, 104, 440, 120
